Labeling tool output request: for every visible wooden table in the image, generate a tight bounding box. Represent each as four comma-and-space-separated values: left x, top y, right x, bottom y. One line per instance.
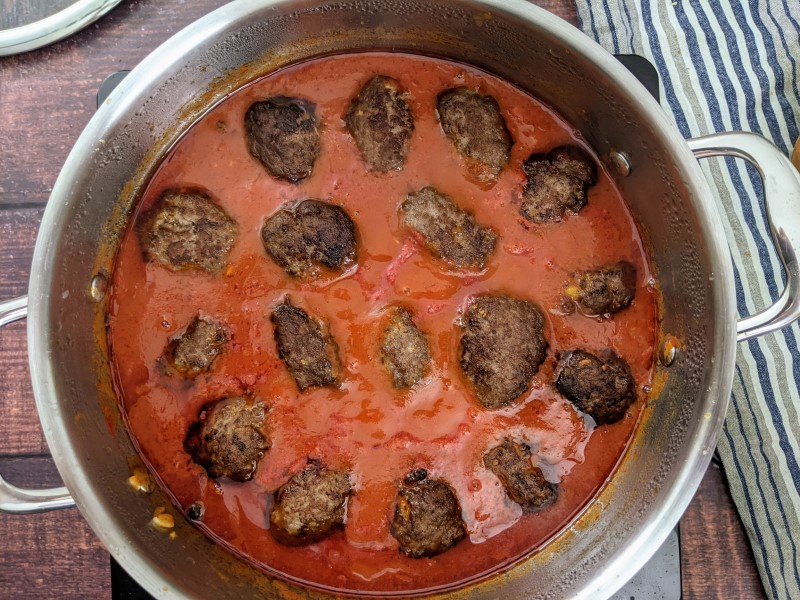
0, 1, 766, 598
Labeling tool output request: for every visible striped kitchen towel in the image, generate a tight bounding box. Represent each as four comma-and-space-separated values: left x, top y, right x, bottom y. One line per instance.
574, 1, 800, 598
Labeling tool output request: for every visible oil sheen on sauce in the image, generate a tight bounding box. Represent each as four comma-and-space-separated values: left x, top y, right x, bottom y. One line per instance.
107, 53, 657, 594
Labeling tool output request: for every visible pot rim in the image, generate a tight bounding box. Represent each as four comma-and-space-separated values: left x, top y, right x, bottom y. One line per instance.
26, 0, 738, 598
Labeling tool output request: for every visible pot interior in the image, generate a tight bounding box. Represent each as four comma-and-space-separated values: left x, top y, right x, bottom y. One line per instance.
30, 1, 735, 598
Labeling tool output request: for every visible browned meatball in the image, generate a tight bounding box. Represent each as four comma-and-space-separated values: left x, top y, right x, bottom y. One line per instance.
399, 186, 497, 269
380, 307, 431, 389
483, 439, 557, 511
520, 146, 597, 223
184, 396, 269, 482
137, 190, 238, 273
244, 97, 320, 183
346, 75, 414, 172
271, 299, 342, 391
390, 469, 466, 558
564, 262, 636, 316
261, 199, 358, 278
555, 349, 636, 425
269, 461, 352, 546
167, 316, 228, 377
459, 295, 548, 409
437, 88, 512, 181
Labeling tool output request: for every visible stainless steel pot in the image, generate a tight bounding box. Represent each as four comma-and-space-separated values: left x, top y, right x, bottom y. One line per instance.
2, 0, 800, 598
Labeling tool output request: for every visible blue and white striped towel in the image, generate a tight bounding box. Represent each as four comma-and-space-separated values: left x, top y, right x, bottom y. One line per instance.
574, 2, 800, 598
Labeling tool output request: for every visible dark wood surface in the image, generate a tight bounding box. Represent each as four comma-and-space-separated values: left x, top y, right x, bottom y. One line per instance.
0, 1, 766, 598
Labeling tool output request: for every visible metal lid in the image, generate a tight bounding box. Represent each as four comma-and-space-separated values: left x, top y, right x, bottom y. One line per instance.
0, 0, 122, 57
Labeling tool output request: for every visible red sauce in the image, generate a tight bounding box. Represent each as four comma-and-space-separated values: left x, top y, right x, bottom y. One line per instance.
107, 53, 657, 594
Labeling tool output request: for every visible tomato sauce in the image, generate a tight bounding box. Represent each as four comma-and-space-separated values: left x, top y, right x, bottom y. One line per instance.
107, 53, 657, 594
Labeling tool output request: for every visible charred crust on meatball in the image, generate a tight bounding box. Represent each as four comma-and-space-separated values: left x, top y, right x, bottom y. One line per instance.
379, 306, 431, 389
137, 189, 238, 274
399, 186, 497, 269
271, 298, 342, 391
261, 199, 358, 279
167, 315, 228, 378
483, 439, 558, 511
437, 87, 512, 182
390, 469, 466, 558
346, 75, 415, 172
244, 96, 320, 183
520, 145, 597, 223
459, 295, 548, 409
555, 349, 636, 425
563, 261, 636, 317
184, 396, 269, 482
269, 460, 352, 546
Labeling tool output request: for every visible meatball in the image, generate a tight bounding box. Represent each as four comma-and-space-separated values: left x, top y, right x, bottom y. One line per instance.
390, 469, 466, 558
555, 349, 636, 425
459, 295, 548, 409
437, 88, 512, 181
380, 307, 431, 389
346, 75, 414, 172
137, 190, 238, 273
184, 396, 269, 482
269, 461, 352, 546
483, 439, 557, 511
261, 199, 358, 278
244, 97, 320, 183
399, 186, 497, 269
564, 261, 636, 316
167, 316, 228, 377
271, 299, 342, 390
520, 146, 597, 223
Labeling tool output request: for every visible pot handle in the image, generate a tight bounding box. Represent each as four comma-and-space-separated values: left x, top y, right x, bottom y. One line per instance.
0, 295, 75, 513
688, 132, 800, 342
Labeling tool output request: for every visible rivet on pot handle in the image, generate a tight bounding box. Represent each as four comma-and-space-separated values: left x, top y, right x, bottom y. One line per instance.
688, 132, 800, 342
0, 295, 75, 513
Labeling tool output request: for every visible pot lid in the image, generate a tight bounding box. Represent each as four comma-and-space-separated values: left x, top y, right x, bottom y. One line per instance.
0, 0, 121, 57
